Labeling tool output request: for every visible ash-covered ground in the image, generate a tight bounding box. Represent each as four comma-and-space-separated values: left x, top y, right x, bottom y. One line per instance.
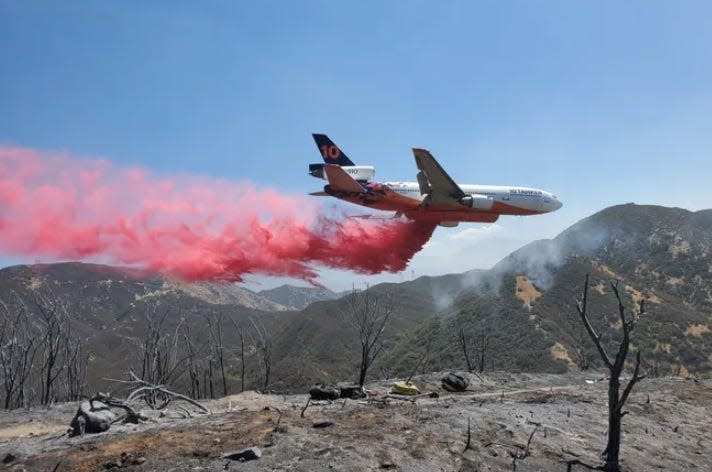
1, 372, 710, 471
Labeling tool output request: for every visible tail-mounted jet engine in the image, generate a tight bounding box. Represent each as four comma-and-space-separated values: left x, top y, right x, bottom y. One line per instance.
308, 163, 375, 183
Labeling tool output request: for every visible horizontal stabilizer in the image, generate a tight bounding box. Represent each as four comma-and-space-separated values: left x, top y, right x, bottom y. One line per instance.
324, 164, 365, 193
309, 191, 329, 196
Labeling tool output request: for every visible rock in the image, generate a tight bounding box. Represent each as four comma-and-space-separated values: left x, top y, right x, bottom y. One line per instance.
119, 452, 147, 466
2, 453, 17, 464
222, 446, 262, 462
337, 383, 366, 399
309, 385, 340, 401
312, 420, 334, 428
70, 400, 117, 436
441, 373, 469, 392
104, 459, 122, 469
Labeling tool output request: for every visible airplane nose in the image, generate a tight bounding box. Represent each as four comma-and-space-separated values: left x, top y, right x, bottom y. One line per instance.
554, 199, 563, 210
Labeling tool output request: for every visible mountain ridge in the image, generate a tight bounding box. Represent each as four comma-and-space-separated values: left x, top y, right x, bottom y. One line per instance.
257, 284, 343, 310
0, 203, 710, 397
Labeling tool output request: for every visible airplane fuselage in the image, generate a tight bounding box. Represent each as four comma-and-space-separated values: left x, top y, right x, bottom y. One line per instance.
325, 180, 561, 225
386, 182, 561, 214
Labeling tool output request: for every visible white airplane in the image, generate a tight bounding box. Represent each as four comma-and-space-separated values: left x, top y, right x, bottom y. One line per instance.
308, 134, 562, 227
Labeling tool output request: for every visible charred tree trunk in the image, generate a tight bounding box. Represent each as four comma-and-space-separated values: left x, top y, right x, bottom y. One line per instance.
358, 345, 369, 387
208, 358, 214, 399
239, 326, 246, 393
230, 319, 248, 393
247, 317, 273, 393
606, 375, 622, 468
576, 274, 645, 472
457, 327, 474, 372
478, 328, 488, 373
205, 312, 228, 397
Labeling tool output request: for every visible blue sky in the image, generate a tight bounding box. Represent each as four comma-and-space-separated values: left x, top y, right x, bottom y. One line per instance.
2, 1, 712, 291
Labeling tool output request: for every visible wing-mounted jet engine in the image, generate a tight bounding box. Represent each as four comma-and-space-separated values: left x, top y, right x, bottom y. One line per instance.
458, 194, 494, 210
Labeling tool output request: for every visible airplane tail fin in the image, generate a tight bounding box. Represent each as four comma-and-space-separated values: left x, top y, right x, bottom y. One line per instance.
312, 134, 355, 166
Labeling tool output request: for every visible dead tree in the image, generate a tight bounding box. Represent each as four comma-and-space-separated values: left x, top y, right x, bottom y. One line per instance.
238, 323, 247, 393
574, 330, 590, 371
181, 324, 210, 399
456, 318, 488, 373
113, 371, 210, 414
33, 292, 71, 407
204, 311, 228, 397
137, 306, 186, 406
64, 336, 88, 402
248, 316, 272, 393
342, 286, 396, 387
477, 328, 488, 373
0, 300, 40, 409
405, 339, 431, 384
457, 326, 476, 372
575, 274, 645, 472
231, 319, 248, 393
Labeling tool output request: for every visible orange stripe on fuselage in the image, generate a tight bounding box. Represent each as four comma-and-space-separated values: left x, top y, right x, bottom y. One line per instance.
403, 210, 500, 223
490, 200, 540, 215
332, 184, 543, 218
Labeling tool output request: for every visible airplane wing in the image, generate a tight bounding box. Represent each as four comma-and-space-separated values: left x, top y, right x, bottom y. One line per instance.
323, 164, 366, 193
412, 148, 465, 204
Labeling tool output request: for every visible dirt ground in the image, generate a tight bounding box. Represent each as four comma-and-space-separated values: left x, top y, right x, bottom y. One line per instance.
1, 372, 710, 471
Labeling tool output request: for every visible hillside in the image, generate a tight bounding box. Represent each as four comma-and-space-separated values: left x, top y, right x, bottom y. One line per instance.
0, 204, 710, 400
0, 263, 298, 399
377, 204, 712, 381
269, 204, 712, 387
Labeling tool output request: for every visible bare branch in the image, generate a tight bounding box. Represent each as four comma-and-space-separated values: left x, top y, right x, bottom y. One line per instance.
618, 350, 645, 409
576, 274, 613, 368
463, 417, 472, 453
341, 285, 396, 386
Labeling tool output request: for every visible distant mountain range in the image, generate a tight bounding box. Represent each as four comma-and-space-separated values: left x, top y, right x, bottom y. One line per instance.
258, 285, 343, 310
0, 203, 710, 398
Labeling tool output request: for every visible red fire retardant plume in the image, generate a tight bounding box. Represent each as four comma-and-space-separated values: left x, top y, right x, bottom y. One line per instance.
0, 146, 436, 283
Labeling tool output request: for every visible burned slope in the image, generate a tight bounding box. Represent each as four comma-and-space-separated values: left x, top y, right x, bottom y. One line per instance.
371, 204, 712, 378
0, 262, 296, 397
268, 272, 476, 390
